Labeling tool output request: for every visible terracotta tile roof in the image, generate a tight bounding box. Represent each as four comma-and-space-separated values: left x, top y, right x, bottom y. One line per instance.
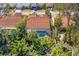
27, 15, 50, 29
0, 16, 23, 27
61, 16, 75, 29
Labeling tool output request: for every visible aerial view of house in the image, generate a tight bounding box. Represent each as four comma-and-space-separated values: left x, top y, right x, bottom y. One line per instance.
0, 3, 79, 56
27, 14, 50, 36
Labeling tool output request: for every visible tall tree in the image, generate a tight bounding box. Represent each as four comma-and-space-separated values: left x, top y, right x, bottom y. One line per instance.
16, 16, 27, 40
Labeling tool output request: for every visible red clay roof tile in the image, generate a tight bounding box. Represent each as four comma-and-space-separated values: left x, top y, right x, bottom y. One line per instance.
27, 15, 50, 29
61, 16, 75, 29
0, 16, 23, 27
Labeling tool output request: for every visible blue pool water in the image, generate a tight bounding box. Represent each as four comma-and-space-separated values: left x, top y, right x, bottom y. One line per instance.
37, 31, 46, 37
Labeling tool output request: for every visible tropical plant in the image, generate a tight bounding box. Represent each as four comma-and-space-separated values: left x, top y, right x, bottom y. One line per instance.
49, 47, 72, 56
16, 16, 26, 40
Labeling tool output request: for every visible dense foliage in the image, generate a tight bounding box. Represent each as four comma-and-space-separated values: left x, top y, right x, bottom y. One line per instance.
0, 3, 79, 56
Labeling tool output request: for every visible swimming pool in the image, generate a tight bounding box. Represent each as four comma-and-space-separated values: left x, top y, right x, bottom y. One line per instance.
37, 31, 46, 37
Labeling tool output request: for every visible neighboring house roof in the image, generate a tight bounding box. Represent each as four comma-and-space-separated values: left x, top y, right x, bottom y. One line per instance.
46, 3, 54, 8
35, 10, 46, 15
15, 10, 22, 13
16, 4, 24, 9
0, 16, 23, 28
11, 10, 22, 16
27, 15, 50, 29
21, 3, 30, 8
9, 4, 16, 8
22, 9, 35, 16
0, 4, 7, 8
61, 16, 75, 29
31, 3, 40, 7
